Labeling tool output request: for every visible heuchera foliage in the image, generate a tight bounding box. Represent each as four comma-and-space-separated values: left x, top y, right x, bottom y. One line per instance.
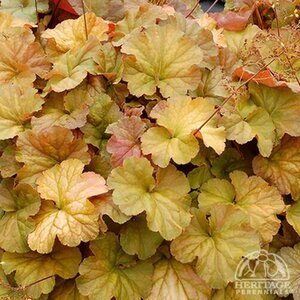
0, 0, 300, 299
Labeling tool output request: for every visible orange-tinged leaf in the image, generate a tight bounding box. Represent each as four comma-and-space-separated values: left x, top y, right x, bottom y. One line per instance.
28, 159, 108, 253
211, 6, 253, 32
42, 12, 108, 59
106, 116, 146, 167
234, 67, 300, 92
44, 37, 100, 93
0, 27, 50, 84
16, 126, 91, 184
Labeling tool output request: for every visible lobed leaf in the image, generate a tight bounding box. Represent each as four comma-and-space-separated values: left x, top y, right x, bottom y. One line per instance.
107, 157, 192, 240
147, 258, 211, 300
2, 244, 81, 298
0, 179, 40, 253
16, 126, 91, 184
171, 205, 260, 288
76, 233, 153, 300
141, 96, 225, 167
28, 159, 108, 253
0, 83, 43, 140
121, 23, 203, 97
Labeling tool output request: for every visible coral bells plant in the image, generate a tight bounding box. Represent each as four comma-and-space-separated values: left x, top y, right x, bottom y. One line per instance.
0, 0, 300, 299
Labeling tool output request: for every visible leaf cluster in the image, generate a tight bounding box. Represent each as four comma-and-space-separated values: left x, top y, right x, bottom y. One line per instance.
0, 0, 300, 299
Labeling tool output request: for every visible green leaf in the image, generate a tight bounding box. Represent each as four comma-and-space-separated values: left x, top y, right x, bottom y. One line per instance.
141, 96, 225, 167
121, 23, 203, 97
220, 106, 275, 157
286, 201, 300, 236
0, 11, 34, 30
191, 67, 229, 99
49, 279, 88, 300
210, 147, 252, 179
82, 93, 122, 149
85, 150, 112, 179
253, 136, 300, 200
120, 215, 163, 260
279, 243, 300, 299
147, 258, 211, 300
170, 205, 260, 288
198, 171, 284, 242
76, 232, 153, 300
142, 126, 199, 168
0, 179, 40, 253
224, 25, 260, 58
0, 83, 43, 140
187, 165, 213, 189
211, 283, 278, 300
0, 249, 27, 300
167, 13, 218, 69
107, 157, 192, 240
28, 159, 108, 253
95, 42, 123, 83
32, 87, 91, 131
249, 83, 300, 139
0, 144, 22, 178
2, 244, 81, 298
0, 0, 49, 23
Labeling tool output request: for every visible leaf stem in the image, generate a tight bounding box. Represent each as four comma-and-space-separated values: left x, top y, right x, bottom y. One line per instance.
34, 0, 39, 22
185, 1, 200, 18
255, 3, 264, 29
81, 0, 88, 41
205, 0, 219, 13
0, 274, 55, 295
23, 275, 55, 290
